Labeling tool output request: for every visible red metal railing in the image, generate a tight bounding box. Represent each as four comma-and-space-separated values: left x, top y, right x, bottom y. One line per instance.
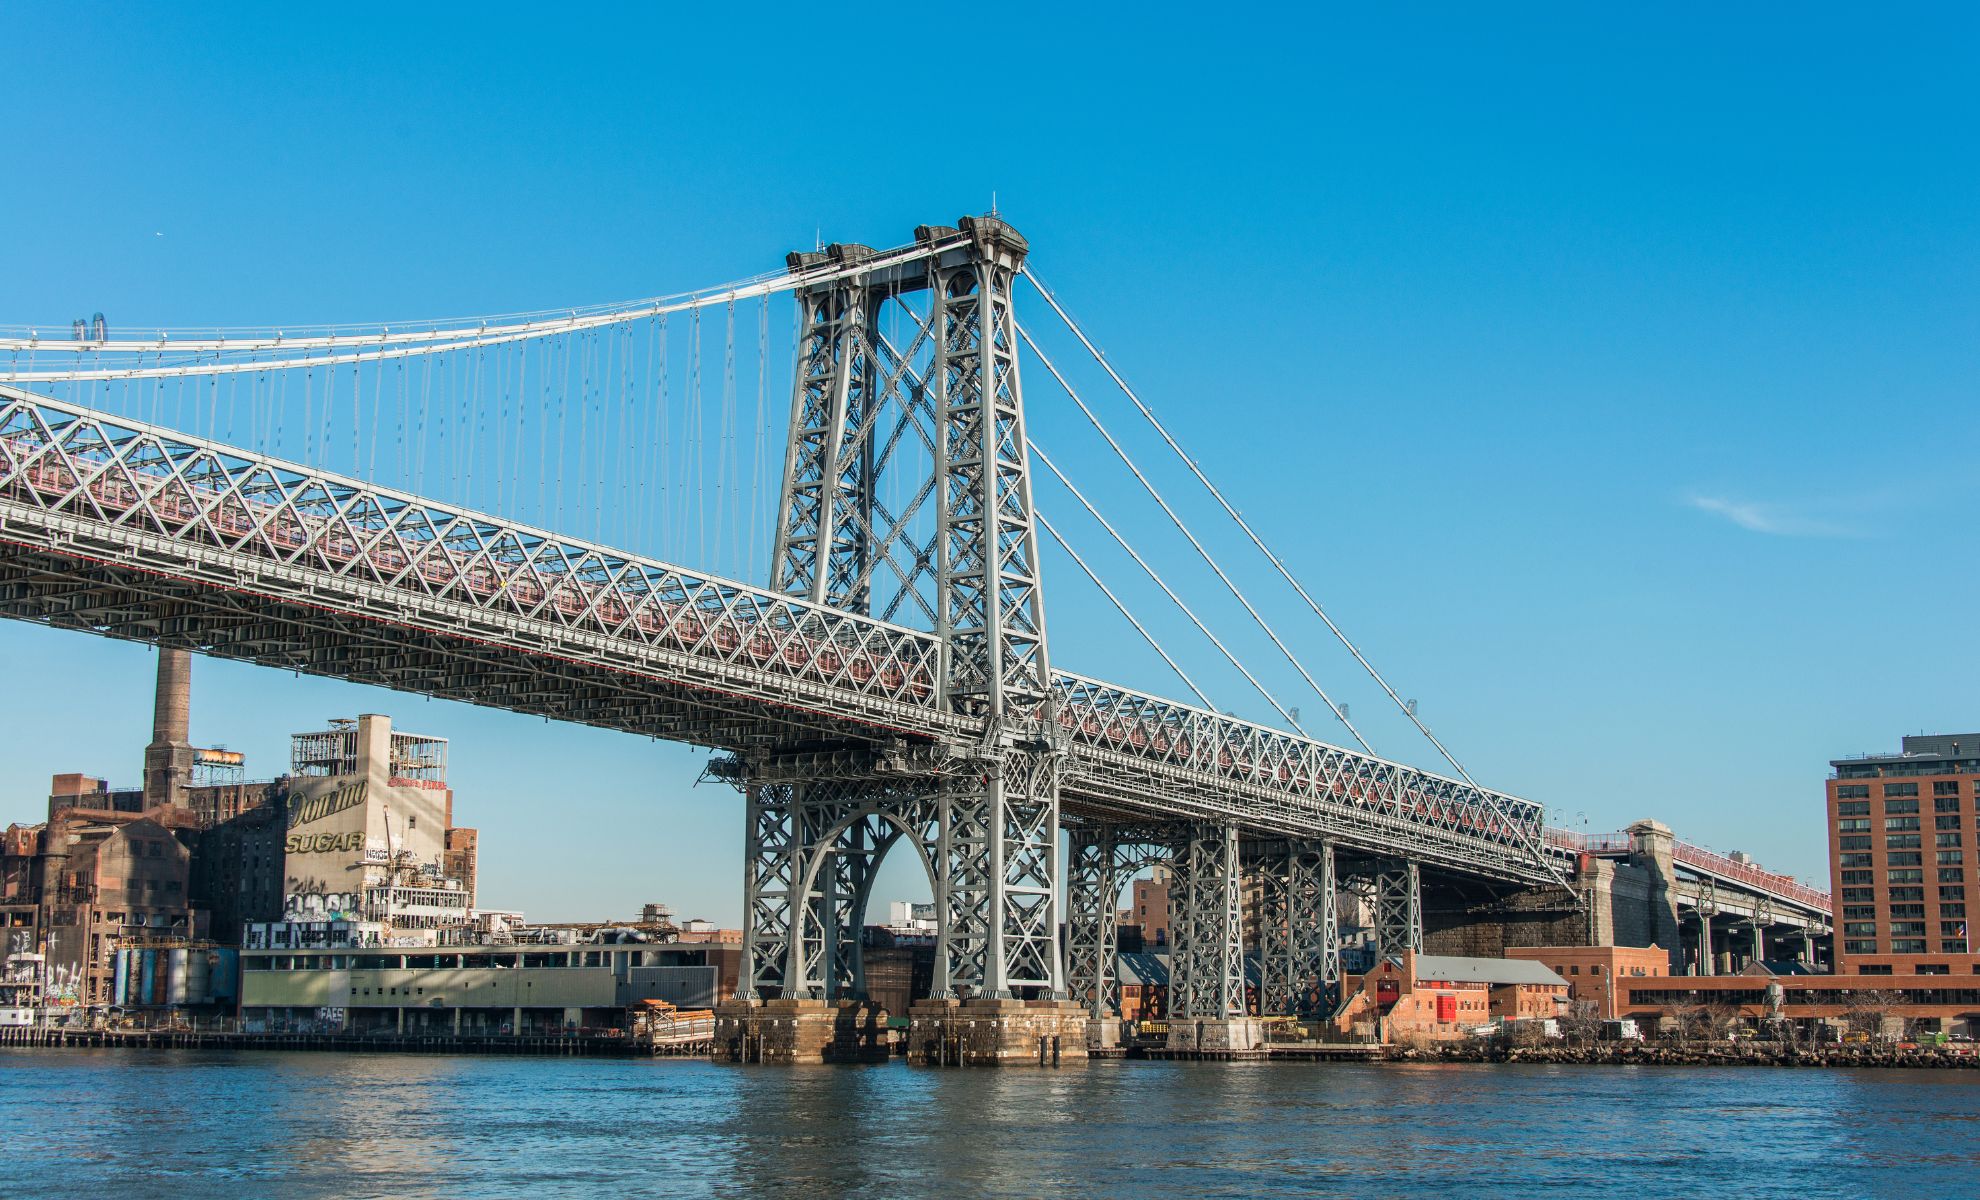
1544, 828, 1632, 855
1673, 840, 1830, 913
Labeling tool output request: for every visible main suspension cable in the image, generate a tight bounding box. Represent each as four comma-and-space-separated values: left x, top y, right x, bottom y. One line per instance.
1038, 511, 1216, 709
1030, 441, 1307, 736
1022, 266, 1561, 878
1019, 322, 1369, 753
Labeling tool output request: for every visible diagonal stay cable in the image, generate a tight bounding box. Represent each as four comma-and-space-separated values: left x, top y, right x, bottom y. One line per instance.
1038, 510, 1216, 709
1022, 266, 1567, 883
1030, 441, 1307, 736
1020, 321, 1369, 754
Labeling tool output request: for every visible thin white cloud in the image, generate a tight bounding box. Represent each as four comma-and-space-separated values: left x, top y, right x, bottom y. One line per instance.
1685, 494, 1858, 538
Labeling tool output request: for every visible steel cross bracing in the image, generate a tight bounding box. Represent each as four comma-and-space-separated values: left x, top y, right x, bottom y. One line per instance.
1253, 840, 1341, 1017
1065, 825, 1175, 1018
1372, 860, 1425, 959
1168, 822, 1245, 1020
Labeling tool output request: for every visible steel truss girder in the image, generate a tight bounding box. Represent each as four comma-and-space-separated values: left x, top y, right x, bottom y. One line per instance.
1170, 821, 1244, 1020
0, 228, 1562, 891
1252, 840, 1340, 1017
0, 385, 949, 736
1053, 670, 1549, 884
1373, 860, 1423, 959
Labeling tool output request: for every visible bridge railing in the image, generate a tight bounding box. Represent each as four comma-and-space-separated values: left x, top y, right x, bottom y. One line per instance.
0, 388, 944, 715
1544, 828, 1633, 855
1, 387, 1555, 875
1672, 840, 1830, 913
1051, 672, 1547, 867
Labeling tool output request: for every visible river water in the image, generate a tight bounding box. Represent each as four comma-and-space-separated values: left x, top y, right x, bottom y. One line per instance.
2, 1050, 1974, 1197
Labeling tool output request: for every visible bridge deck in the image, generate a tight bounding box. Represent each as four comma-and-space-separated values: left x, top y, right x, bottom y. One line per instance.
0, 387, 1550, 883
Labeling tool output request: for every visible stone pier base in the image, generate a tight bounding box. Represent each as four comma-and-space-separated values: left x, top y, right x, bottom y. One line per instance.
714, 998, 889, 1064
1085, 1017, 1122, 1051
1166, 1017, 1267, 1057
907, 998, 1091, 1066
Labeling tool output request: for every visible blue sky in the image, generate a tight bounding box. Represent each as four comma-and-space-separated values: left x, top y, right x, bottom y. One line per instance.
3, 5, 1975, 920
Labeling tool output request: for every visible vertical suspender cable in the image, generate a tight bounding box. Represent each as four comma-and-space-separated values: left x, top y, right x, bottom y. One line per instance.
1031, 442, 1308, 736
1039, 512, 1216, 709
1022, 267, 1562, 878
1019, 323, 1369, 754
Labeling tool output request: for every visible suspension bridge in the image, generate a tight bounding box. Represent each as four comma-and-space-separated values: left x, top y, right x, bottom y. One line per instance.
0, 216, 1826, 1058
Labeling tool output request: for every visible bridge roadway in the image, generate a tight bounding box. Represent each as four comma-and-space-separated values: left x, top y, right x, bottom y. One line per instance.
0, 386, 1547, 884
1545, 828, 1830, 924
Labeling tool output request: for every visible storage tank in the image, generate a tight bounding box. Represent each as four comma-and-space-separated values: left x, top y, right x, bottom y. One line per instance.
207, 950, 239, 1005
167, 948, 190, 1006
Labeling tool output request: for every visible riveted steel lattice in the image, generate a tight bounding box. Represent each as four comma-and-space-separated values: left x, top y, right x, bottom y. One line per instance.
1256, 840, 1340, 1016
1169, 821, 1244, 1020
1051, 671, 1549, 882
770, 247, 944, 627
0, 386, 947, 753
739, 779, 939, 1000
1066, 825, 1174, 1017
1373, 860, 1422, 959
0, 381, 1558, 887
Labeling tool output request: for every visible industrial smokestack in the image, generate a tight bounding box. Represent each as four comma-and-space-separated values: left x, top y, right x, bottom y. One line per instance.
143, 648, 194, 808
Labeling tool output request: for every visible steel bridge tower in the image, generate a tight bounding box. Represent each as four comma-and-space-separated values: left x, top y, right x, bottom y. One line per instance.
734, 216, 1065, 1017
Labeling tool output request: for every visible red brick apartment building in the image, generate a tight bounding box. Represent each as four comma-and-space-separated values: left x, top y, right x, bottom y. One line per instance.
1611, 733, 1980, 1036
1828, 733, 1977, 975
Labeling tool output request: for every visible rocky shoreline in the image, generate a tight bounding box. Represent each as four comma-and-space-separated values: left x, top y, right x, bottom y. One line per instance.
1398, 1042, 1980, 1069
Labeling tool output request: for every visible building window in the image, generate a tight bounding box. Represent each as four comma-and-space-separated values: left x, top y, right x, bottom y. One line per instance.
1837, 786, 1871, 801
1940, 922, 1968, 938
1840, 835, 1872, 850
1842, 887, 1875, 902
1942, 851, 1966, 865
1941, 874, 1966, 888
1939, 833, 1965, 847
1845, 942, 1881, 956
1887, 816, 1921, 831
1938, 815, 1963, 830
1889, 853, 1924, 867
1841, 871, 1875, 885
1856, 963, 1892, 975
1844, 922, 1879, 936
1843, 905, 1877, 920
1893, 940, 1928, 954
1885, 784, 1920, 800
1939, 796, 1965, 812
1840, 818, 1872, 832
1919, 963, 1952, 974
1891, 904, 1926, 918
1840, 853, 1873, 867
1890, 870, 1926, 884
1888, 835, 1922, 849
1945, 903, 1968, 917
1935, 781, 1962, 796
1892, 885, 1926, 900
